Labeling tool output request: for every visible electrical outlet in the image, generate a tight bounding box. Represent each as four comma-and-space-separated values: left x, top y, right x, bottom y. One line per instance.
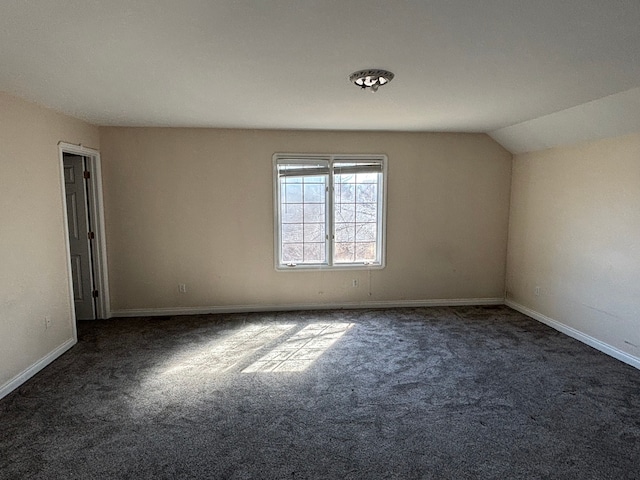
352, 279, 359, 288
178, 283, 187, 293
534, 286, 540, 296
44, 316, 51, 329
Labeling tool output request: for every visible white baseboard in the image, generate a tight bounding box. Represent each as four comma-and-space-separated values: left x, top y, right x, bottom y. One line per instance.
0, 337, 76, 400
505, 299, 640, 370
110, 297, 505, 318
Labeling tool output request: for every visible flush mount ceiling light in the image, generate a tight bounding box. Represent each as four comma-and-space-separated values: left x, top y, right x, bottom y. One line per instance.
349, 69, 395, 93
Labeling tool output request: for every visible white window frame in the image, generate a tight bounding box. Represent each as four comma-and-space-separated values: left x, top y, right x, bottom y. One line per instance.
273, 153, 387, 271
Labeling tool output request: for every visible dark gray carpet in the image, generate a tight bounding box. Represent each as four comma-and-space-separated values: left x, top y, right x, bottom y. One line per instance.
1, 306, 639, 479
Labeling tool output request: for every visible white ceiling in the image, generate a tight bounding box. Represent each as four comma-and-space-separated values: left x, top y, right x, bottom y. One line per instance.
2, 1, 640, 152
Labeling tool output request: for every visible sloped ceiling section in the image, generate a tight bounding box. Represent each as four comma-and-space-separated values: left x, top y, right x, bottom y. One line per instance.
1, 1, 640, 153
490, 87, 640, 154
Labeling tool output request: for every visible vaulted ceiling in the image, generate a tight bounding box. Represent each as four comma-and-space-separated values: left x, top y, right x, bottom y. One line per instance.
2, 1, 639, 153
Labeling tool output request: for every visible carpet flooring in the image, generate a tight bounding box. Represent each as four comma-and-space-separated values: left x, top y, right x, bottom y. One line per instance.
1, 306, 639, 479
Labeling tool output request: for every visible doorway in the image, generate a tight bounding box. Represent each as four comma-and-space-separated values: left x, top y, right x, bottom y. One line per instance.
59, 143, 110, 321
63, 153, 96, 319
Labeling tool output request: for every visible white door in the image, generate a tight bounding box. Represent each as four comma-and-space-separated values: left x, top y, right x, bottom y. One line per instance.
63, 154, 95, 320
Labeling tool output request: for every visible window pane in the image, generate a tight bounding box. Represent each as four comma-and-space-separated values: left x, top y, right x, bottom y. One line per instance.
304, 223, 325, 242
336, 183, 356, 203
278, 168, 328, 266
304, 184, 324, 203
304, 176, 325, 184
356, 242, 376, 262
282, 223, 303, 243
283, 183, 303, 203
356, 172, 377, 184
334, 243, 355, 263
281, 175, 302, 183
282, 203, 303, 223
333, 163, 382, 265
304, 203, 324, 223
335, 223, 355, 242
334, 204, 355, 223
304, 243, 325, 262
334, 173, 356, 184
355, 203, 377, 222
282, 243, 303, 263
355, 223, 376, 242
356, 183, 377, 203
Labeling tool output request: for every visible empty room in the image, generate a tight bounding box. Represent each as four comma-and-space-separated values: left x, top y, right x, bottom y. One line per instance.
1, 1, 639, 478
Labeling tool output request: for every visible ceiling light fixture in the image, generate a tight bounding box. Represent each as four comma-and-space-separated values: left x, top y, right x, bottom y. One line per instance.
349, 69, 394, 93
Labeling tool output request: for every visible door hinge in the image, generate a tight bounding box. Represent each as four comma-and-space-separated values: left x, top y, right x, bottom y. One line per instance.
88, 231, 95, 240
92, 290, 99, 298
83, 170, 91, 179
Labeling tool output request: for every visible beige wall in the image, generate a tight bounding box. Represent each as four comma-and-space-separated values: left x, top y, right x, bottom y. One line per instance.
506, 133, 640, 359
0, 92, 99, 391
3, 90, 638, 393
99, 128, 512, 312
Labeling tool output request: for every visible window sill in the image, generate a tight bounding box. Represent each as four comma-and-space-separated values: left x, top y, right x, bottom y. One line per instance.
275, 263, 385, 272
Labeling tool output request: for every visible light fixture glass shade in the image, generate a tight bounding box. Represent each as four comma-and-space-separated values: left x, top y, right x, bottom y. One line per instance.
349, 69, 394, 92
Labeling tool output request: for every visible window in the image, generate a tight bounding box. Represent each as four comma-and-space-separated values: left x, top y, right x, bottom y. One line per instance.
274, 154, 387, 270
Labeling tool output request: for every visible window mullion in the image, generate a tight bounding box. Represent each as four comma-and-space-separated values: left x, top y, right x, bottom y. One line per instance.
327, 165, 334, 266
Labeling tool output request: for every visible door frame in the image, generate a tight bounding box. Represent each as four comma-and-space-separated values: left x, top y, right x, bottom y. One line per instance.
58, 142, 110, 323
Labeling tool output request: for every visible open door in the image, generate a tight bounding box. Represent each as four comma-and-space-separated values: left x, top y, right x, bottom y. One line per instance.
59, 142, 110, 323
63, 153, 96, 320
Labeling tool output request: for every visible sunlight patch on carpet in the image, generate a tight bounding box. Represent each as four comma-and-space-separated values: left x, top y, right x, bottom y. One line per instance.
242, 323, 353, 373
161, 323, 296, 375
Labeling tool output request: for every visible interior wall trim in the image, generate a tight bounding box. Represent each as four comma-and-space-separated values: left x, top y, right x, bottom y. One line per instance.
505, 299, 640, 371
110, 297, 505, 318
0, 338, 76, 400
